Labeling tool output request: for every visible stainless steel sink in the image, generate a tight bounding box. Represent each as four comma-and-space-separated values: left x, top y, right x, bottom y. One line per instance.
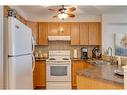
114, 69, 124, 76
88, 60, 110, 65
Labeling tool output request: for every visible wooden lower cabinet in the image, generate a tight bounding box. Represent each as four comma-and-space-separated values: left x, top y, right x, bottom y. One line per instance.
72, 60, 91, 89
77, 76, 124, 89
33, 60, 46, 89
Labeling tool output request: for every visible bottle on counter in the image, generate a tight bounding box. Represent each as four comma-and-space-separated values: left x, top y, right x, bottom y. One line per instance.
34, 52, 39, 59
117, 56, 121, 68
73, 49, 78, 59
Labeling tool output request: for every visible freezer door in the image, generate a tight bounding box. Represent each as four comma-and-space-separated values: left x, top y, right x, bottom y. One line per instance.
8, 55, 33, 89
8, 17, 32, 56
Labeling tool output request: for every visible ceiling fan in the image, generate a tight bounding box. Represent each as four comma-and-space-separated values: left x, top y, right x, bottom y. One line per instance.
48, 5, 76, 20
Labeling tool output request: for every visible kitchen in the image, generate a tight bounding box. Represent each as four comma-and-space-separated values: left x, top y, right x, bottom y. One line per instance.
0, 5, 127, 90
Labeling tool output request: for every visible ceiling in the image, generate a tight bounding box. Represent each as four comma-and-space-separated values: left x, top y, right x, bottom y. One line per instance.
11, 6, 127, 22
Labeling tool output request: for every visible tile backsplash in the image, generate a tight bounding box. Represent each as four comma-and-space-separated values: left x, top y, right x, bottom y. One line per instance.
35, 41, 101, 58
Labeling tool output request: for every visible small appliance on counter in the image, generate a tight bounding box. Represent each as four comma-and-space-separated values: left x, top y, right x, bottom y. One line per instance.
92, 47, 101, 58
81, 47, 88, 59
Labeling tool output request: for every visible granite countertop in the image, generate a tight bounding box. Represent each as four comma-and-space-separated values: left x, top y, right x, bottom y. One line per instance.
77, 60, 124, 85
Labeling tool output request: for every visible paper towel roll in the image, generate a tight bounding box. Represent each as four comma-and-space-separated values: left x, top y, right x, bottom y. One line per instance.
73, 49, 78, 58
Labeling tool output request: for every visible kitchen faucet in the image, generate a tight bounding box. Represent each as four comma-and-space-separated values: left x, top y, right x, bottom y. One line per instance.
108, 47, 112, 56
107, 47, 114, 64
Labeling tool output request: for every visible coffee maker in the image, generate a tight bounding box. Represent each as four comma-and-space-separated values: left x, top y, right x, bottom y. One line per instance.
81, 47, 88, 59
92, 47, 101, 58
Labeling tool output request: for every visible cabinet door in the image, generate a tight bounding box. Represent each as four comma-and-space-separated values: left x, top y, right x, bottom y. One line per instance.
89, 22, 101, 45
72, 61, 84, 88
59, 22, 71, 36
71, 23, 80, 45
48, 22, 59, 36
79, 23, 89, 45
27, 21, 38, 45
33, 61, 46, 89
38, 22, 48, 45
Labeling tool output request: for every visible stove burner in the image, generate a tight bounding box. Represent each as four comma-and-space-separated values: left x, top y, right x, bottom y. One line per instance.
62, 58, 69, 60
49, 58, 56, 60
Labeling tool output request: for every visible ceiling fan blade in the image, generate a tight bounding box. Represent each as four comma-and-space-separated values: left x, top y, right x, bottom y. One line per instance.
68, 13, 75, 17
68, 7, 76, 12
48, 8, 58, 12
53, 15, 58, 18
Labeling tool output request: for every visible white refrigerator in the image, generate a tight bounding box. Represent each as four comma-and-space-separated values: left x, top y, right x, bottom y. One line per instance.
5, 17, 33, 89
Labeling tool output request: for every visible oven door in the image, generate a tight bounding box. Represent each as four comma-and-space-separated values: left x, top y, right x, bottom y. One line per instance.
46, 62, 71, 82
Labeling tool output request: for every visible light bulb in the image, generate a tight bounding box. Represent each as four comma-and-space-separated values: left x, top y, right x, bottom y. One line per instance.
58, 13, 68, 20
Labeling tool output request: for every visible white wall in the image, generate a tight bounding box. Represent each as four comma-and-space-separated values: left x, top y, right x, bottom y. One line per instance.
0, 6, 3, 89
28, 14, 101, 22
102, 14, 127, 55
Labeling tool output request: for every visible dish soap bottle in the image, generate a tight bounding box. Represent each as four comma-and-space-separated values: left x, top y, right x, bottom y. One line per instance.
117, 56, 121, 68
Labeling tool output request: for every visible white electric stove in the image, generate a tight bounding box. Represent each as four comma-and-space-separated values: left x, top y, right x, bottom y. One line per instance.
46, 50, 71, 89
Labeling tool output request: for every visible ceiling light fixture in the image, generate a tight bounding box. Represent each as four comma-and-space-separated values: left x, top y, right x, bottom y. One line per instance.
58, 13, 68, 20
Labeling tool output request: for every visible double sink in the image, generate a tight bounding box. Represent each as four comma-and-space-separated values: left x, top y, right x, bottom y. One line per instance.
87, 59, 124, 76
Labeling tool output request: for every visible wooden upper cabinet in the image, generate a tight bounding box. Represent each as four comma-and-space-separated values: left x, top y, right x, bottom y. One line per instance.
48, 22, 59, 36
48, 22, 71, 36
59, 22, 71, 36
38, 22, 48, 45
79, 23, 89, 45
88, 22, 101, 45
26, 21, 38, 45
71, 23, 80, 45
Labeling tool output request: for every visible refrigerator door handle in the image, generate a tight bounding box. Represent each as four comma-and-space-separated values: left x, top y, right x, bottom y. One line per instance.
32, 55, 35, 72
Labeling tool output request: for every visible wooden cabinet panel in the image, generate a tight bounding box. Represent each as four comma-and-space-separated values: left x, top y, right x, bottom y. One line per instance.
77, 76, 123, 89
71, 23, 80, 45
48, 22, 59, 36
33, 61, 46, 89
38, 22, 48, 45
79, 23, 89, 45
59, 22, 71, 36
27, 21, 38, 44
72, 60, 92, 88
72, 61, 84, 87
89, 22, 101, 45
